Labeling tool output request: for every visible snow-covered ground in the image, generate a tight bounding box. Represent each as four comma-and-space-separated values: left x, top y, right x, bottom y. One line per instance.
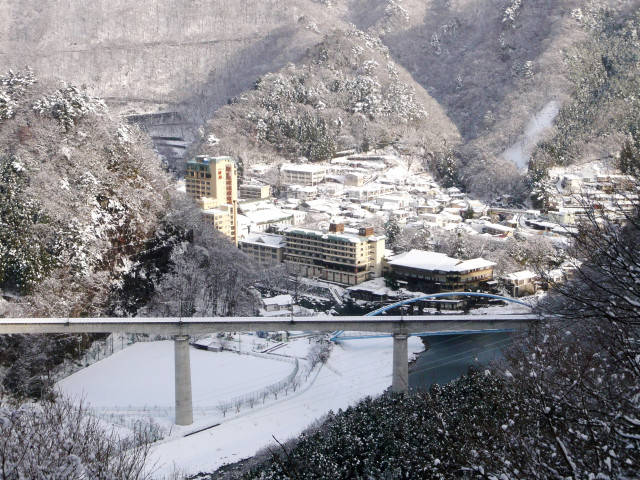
148, 335, 423, 478
57, 341, 294, 409
503, 100, 560, 169
56, 334, 424, 478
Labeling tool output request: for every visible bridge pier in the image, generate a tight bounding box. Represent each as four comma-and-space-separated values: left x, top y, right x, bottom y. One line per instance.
392, 333, 409, 393
174, 335, 193, 425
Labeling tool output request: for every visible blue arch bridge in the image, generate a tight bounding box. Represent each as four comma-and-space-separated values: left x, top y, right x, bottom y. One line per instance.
0, 293, 536, 426
330, 292, 533, 340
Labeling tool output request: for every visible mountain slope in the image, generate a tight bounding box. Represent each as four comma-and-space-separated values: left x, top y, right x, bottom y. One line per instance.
0, 0, 349, 121
0, 71, 173, 316
191, 28, 460, 164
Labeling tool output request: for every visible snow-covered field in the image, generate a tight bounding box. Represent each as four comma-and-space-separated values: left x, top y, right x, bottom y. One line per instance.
57, 341, 294, 410
56, 335, 424, 478
149, 335, 423, 478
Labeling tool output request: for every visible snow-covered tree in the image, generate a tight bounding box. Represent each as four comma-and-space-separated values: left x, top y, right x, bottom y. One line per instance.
148, 198, 258, 318
0, 397, 153, 479
393, 223, 431, 253
0, 69, 36, 120
384, 214, 402, 248
33, 83, 105, 132
0, 70, 173, 317
0, 157, 56, 294
423, 145, 459, 189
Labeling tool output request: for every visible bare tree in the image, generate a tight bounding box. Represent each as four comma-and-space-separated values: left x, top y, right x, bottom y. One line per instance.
0, 396, 154, 479
484, 175, 640, 479
216, 401, 231, 418
269, 384, 280, 400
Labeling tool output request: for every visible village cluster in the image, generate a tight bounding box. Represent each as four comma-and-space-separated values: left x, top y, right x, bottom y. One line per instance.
183, 152, 638, 312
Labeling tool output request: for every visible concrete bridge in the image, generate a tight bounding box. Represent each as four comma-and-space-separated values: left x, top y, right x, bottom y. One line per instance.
0, 314, 536, 425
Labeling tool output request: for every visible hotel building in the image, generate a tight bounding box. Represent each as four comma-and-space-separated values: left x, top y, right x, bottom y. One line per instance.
186, 156, 238, 244
280, 223, 385, 286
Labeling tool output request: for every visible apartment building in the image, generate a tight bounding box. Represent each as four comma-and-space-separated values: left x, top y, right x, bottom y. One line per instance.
386, 249, 496, 292
198, 198, 238, 244
281, 164, 327, 186
280, 223, 385, 286
505, 270, 538, 297
345, 184, 395, 202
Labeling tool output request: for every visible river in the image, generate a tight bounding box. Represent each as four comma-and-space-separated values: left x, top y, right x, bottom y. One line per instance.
409, 332, 512, 390
297, 296, 515, 389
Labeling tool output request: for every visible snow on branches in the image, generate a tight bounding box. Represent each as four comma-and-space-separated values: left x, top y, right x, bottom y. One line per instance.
33, 83, 105, 132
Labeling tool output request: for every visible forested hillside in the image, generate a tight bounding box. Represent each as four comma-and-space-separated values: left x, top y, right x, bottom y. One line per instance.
528, 5, 640, 208
0, 71, 259, 397
0, 70, 173, 315
0, 0, 344, 121
2, 0, 633, 177
191, 29, 460, 165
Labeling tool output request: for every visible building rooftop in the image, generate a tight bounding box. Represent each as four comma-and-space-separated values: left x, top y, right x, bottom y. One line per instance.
484, 223, 515, 233
262, 294, 293, 307
202, 208, 228, 216
388, 249, 496, 273
187, 155, 235, 165
244, 209, 293, 225
279, 226, 384, 243
506, 270, 537, 281
239, 233, 286, 247
281, 163, 327, 173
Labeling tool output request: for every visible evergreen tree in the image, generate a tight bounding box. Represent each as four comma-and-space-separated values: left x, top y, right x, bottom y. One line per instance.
618, 131, 640, 178
384, 214, 402, 248
450, 227, 469, 260
0, 157, 55, 294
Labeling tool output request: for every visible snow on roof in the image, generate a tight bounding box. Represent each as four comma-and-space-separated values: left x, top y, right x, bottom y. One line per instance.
188, 155, 235, 166
244, 209, 293, 225
238, 198, 277, 213
506, 270, 537, 281
289, 185, 318, 192
484, 223, 515, 232
388, 249, 496, 273
201, 208, 227, 216
262, 294, 293, 306
280, 226, 378, 243
281, 163, 326, 173
239, 233, 285, 247
346, 277, 389, 295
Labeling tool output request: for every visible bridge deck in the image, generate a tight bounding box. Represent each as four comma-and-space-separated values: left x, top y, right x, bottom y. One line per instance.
0, 314, 536, 335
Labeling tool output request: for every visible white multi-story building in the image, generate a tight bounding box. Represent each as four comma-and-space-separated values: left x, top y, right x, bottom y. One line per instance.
345, 184, 395, 202
281, 164, 327, 186
238, 199, 295, 234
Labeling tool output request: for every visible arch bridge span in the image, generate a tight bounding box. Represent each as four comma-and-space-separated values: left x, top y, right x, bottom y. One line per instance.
331, 293, 533, 340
